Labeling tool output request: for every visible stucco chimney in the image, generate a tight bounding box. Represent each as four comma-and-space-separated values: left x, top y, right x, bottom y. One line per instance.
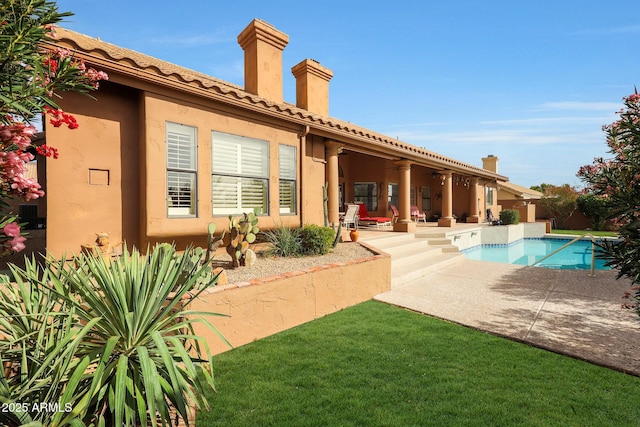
291, 59, 334, 116
237, 19, 289, 103
482, 154, 499, 173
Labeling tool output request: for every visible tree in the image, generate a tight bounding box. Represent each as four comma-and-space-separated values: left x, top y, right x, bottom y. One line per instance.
535, 183, 579, 229
0, 0, 107, 254
577, 90, 640, 315
576, 193, 610, 231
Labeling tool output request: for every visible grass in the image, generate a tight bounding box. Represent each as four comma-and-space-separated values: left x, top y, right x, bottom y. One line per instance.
551, 229, 618, 238
198, 301, 640, 426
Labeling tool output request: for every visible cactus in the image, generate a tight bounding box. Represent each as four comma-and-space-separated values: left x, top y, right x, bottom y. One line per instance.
204, 222, 225, 265
226, 208, 260, 268
322, 182, 329, 227
331, 221, 342, 248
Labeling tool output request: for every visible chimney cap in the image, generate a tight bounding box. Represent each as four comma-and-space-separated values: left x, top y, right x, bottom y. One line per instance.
238, 18, 289, 51
291, 58, 334, 81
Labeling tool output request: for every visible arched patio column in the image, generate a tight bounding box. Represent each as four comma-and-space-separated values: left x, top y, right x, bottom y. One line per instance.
393, 160, 416, 233
438, 170, 456, 227
325, 141, 340, 226
467, 178, 480, 223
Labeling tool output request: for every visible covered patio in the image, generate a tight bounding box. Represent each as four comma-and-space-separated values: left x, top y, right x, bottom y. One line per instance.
323, 142, 507, 233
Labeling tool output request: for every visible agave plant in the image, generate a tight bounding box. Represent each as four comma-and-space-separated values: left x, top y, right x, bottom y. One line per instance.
0, 244, 228, 426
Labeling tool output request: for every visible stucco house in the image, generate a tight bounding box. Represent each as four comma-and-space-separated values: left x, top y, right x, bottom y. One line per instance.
38, 19, 508, 256
481, 155, 542, 222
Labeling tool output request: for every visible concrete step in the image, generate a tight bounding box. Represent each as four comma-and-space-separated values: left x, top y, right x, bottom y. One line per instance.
361, 232, 465, 288
360, 234, 417, 253
415, 231, 448, 239
425, 238, 452, 246
380, 239, 442, 258
392, 246, 452, 273
392, 252, 465, 288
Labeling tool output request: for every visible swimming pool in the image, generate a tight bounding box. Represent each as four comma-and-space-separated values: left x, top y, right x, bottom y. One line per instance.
462, 238, 610, 270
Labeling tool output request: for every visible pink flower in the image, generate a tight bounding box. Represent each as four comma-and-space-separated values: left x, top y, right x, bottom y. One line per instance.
9, 235, 26, 252
3, 222, 20, 237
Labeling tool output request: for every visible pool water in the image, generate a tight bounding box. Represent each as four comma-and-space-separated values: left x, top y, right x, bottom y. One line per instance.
462, 238, 610, 270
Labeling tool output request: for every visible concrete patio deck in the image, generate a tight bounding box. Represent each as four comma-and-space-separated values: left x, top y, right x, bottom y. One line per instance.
359, 225, 640, 377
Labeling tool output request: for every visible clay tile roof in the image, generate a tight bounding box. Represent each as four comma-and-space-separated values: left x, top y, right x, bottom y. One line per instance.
48, 28, 507, 181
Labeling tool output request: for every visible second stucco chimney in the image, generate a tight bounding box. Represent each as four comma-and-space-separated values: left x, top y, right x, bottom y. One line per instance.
482, 154, 499, 173
237, 19, 289, 103
291, 59, 334, 116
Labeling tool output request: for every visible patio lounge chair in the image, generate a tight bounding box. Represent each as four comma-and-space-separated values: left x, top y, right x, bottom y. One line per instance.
356, 203, 392, 229
487, 209, 503, 225
390, 205, 400, 223
410, 205, 427, 223
341, 203, 360, 230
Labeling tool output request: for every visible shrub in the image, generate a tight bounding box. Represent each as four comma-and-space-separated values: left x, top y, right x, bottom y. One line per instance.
265, 225, 302, 257
576, 193, 610, 231
0, 244, 226, 426
300, 225, 335, 255
499, 209, 520, 225
578, 92, 640, 316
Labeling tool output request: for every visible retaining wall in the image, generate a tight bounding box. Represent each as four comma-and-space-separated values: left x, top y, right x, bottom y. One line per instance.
190, 244, 391, 355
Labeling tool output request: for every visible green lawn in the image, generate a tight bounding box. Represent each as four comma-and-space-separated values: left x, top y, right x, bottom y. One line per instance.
551, 229, 618, 238
198, 301, 640, 426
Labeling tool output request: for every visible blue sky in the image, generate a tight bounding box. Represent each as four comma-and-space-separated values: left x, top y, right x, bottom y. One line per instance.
55, 0, 639, 188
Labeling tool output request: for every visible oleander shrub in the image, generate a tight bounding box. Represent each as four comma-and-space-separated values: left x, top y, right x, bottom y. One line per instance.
499, 209, 520, 225
299, 225, 335, 255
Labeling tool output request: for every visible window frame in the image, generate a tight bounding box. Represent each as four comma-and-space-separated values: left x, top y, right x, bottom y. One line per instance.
166, 122, 197, 218
354, 182, 378, 212
421, 186, 432, 211
278, 144, 297, 215
211, 131, 270, 216
486, 186, 495, 205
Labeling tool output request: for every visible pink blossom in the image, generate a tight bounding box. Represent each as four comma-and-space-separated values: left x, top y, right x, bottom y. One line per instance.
9, 235, 26, 252
3, 222, 20, 237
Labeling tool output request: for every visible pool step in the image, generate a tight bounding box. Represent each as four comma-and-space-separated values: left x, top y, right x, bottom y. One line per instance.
361, 233, 464, 288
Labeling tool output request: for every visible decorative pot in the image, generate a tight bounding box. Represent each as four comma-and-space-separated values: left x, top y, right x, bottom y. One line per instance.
350, 229, 359, 242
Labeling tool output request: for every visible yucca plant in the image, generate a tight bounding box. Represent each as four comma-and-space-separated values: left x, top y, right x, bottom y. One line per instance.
0, 244, 228, 426
0, 257, 98, 427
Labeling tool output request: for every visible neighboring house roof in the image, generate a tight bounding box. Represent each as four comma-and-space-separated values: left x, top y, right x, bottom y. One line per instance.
47, 28, 508, 182
498, 181, 543, 199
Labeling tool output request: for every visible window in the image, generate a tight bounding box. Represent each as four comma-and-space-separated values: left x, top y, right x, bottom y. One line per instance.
212, 131, 269, 215
388, 183, 398, 209
166, 122, 197, 217
486, 186, 494, 205
279, 144, 296, 214
410, 186, 417, 207
354, 182, 377, 212
421, 186, 431, 211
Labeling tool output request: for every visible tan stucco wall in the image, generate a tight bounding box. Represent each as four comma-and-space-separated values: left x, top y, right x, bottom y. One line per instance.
190, 245, 390, 355
141, 92, 309, 248
45, 83, 141, 256
44, 79, 328, 256
301, 134, 327, 226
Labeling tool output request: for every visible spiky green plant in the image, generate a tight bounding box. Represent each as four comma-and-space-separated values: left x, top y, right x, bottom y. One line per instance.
0, 244, 228, 426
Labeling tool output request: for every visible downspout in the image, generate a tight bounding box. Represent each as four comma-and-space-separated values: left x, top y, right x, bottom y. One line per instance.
298, 125, 310, 227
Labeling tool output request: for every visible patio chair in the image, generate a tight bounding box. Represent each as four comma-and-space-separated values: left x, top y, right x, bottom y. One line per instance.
356, 203, 392, 229
410, 205, 427, 223
486, 209, 503, 225
390, 205, 400, 223
341, 203, 360, 230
